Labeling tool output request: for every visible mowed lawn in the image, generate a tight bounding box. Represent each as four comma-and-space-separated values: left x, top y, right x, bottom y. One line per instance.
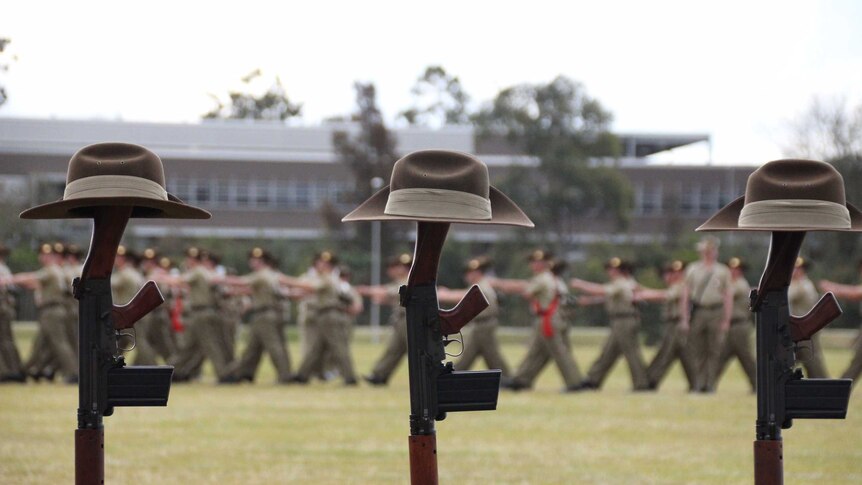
2, 324, 862, 484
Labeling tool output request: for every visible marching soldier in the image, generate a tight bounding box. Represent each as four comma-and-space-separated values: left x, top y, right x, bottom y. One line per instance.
638, 260, 697, 391
438, 256, 511, 377
572, 257, 651, 391
7, 243, 78, 383
788, 257, 829, 378
0, 244, 25, 383
679, 236, 732, 393
288, 250, 358, 385
227, 247, 293, 384
316, 266, 363, 380
491, 250, 583, 392
819, 261, 862, 382
166, 247, 238, 383
360, 253, 412, 386
62, 244, 82, 349
714, 257, 757, 391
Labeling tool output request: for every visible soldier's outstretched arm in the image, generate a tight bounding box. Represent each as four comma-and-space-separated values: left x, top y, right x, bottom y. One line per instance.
569, 278, 606, 296
819, 280, 862, 300
486, 277, 527, 295
634, 287, 667, 302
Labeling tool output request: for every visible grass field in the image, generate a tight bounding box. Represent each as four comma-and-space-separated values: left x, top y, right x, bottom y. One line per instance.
2, 324, 862, 484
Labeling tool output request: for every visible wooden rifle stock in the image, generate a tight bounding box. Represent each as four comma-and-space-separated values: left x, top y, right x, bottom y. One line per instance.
754, 440, 783, 485
439, 285, 488, 335
111, 281, 165, 330
789, 292, 841, 343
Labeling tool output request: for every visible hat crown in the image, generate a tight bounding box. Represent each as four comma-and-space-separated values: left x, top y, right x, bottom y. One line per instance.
67, 143, 166, 188
390, 150, 490, 198
746, 159, 845, 205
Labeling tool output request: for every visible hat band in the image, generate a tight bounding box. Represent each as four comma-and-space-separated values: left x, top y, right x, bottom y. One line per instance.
738, 199, 851, 229
64, 175, 168, 201
384, 188, 491, 220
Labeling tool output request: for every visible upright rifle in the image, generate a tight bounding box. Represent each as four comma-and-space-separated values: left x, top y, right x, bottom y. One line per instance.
403, 222, 503, 485
74, 206, 173, 485
751, 231, 852, 485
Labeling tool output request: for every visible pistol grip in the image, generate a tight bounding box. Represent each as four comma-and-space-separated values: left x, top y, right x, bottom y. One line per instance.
439, 285, 489, 335
112, 281, 165, 330
789, 292, 842, 342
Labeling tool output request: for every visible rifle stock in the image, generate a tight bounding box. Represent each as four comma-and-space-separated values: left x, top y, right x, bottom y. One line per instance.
789, 292, 842, 343
111, 281, 165, 330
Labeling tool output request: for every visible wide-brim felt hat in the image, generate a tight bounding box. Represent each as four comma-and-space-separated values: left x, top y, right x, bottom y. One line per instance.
342, 150, 533, 227
21, 142, 210, 220
698, 159, 862, 232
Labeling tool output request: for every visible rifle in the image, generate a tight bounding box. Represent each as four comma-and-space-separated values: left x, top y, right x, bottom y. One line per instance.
751, 231, 852, 485
403, 222, 502, 485
74, 206, 173, 485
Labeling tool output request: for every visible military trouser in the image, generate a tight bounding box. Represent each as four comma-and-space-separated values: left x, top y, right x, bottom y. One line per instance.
0, 307, 23, 377
687, 305, 725, 392
796, 333, 829, 378
231, 309, 292, 382
369, 316, 408, 383
647, 320, 696, 389
454, 318, 510, 377
585, 317, 650, 390
173, 308, 234, 380
131, 314, 159, 366
716, 320, 756, 390
296, 310, 356, 383
841, 330, 862, 383
147, 308, 177, 362
512, 318, 582, 388
34, 304, 77, 378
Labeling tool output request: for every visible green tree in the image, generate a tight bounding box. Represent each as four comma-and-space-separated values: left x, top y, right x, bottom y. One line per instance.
203, 70, 302, 121
473, 75, 629, 251
330, 82, 402, 253
399, 65, 470, 127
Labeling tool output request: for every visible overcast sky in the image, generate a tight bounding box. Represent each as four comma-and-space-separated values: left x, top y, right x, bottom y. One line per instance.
2, 0, 861, 165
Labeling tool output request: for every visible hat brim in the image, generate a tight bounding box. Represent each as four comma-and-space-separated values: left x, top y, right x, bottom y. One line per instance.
697, 196, 862, 232
20, 193, 211, 220
341, 185, 534, 227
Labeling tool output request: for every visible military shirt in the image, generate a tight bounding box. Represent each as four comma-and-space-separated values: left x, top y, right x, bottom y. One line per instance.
788, 276, 818, 316
730, 276, 752, 322
184, 265, 217, 308
525, 270, 557, 308
473, 277, 499, 322
35, 264, 67, 306
662, 281, 683, 323
306, 272, 341, 314
386, 277, 408, 325
112, 266, 144, 305
242, 267, 280, 309
684, 261, 731, 307
603, 276, 637, 317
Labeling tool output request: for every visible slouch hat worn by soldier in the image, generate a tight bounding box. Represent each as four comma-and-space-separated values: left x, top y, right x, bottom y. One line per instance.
342, 150, 533, 227
697, 159, 862, 232
20, 142, 210, 220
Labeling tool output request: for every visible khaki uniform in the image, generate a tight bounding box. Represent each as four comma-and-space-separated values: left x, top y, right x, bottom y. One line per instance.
369, 278, 408, 383
788, 276, 829, 378
454, 278, 510, 376
29, 264, 77, 378
173, 265, 234, 380
647, 281, 696, 389
511, 271, 582, 389
585, 276, 650, 389
685, 261, 731, 392
716, 276, 756, 390
0, 261, 23, 378
231, 267, 293, 382
295, 272, 357, 383
140, 268, 177, 362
